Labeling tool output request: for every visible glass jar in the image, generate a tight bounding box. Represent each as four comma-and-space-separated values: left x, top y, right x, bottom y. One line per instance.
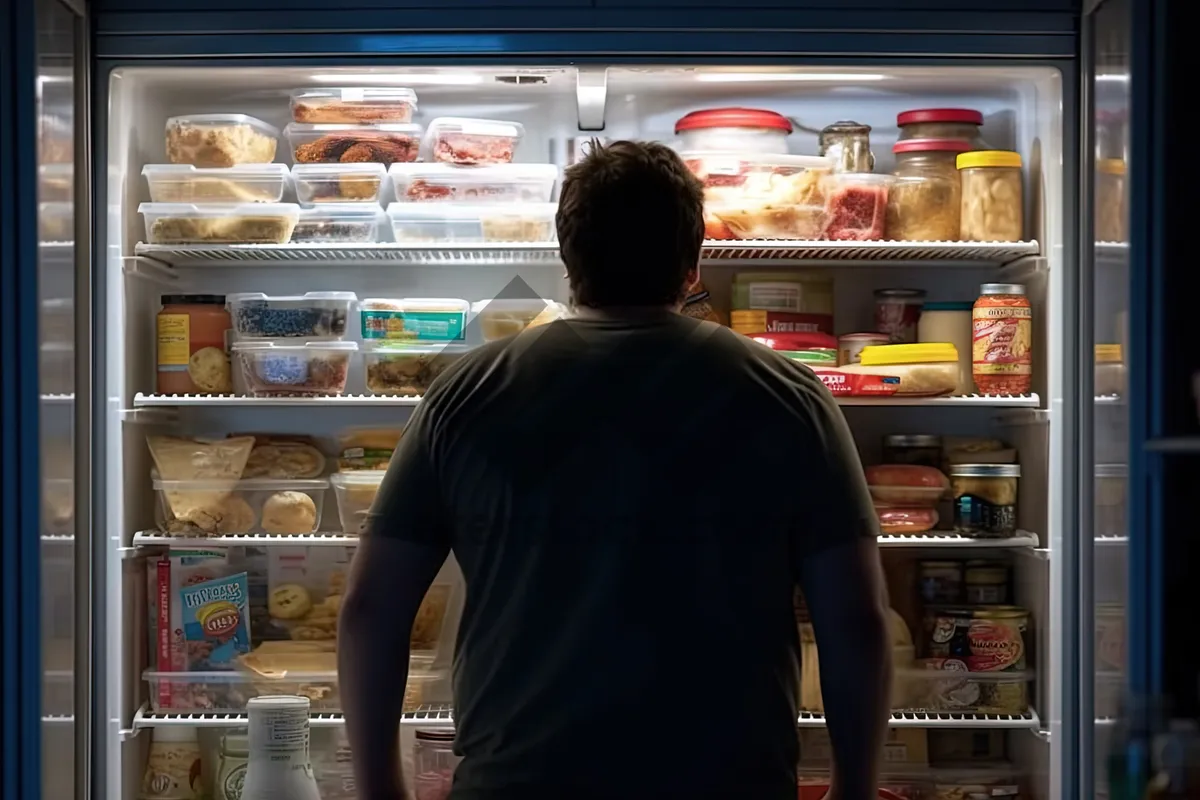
674, 107, 793, 154
973, 283, 1033, 396
216, 734, 249, 800
139, 727, 205, 800
919, 560, 964, 604
413, 729, 461, 800
157, 294, 232, 395
818, 120, 873, 173
886, 138, 971, 241
1096, 158, 1128, 243
918, 301, 975, 395
964, 560, 1010, 604
957, 150, 1024, 242
882, 434, 943, 470
874, 288, 926, 344
897, 108, 989, 149
950, 463, 1021, 537
1094, 343, 1126, 397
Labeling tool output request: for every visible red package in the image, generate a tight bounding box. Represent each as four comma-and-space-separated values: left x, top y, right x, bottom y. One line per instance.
748, 331, 838, 352
811, 367, 901, 396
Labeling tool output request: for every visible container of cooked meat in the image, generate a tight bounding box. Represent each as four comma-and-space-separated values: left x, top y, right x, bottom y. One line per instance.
291, 204, 387, 244
362, 342, 471, 397
291, 163, 387, 205
838, 342, 960, 396
674, 108, 793, 154
821, 172, 893, 241
422, 117, 524, 165
152, 476, 330, 536
285, 123, 422, 167
142, 164, 290, 204
138, 203, 300, 245
389, 162, 558, 203
165, 113, 280, 168
471, 299, 566, 342
227, 292, 357, 340
329, 470, 385, 534
232, 340, 357, 397
290, 87, 418, 124
360, 297, 470, 344
387, 202, 557, 243
865, 464, 950, 508
876, 506, 939, 535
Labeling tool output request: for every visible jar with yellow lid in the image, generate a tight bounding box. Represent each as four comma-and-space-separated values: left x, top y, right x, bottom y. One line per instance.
1094, 343, 1126, 397
838, 342, 960, 397
1096, 158, 1127, 243
957, 150, 1023, 242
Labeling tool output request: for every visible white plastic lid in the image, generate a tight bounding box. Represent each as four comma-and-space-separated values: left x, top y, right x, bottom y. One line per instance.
363, 341, 472, 356
425, 117, 524, 139
143, 163, 290, 179
389, 162, 556, 184
291, 87, 418, 105
291, 163, 388, 178
138, 202, 300, 218
286, 122, 422, 136
231, 340, 358, 352
677, 150, 831, 170
476, 202, 558, 218
165, 113, 280, 138
826, 172, 896, 187
297, 204, 387, 223
361, 297, 470, 312
471, 298, 558, 313
330, 470, 387, 488
227, 291, 358, 304
386, 202, 484, 221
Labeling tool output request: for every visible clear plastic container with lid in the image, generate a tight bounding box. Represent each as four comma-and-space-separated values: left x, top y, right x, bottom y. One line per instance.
227, 291, 356, 340
413, 729, 462, 800
674, 107, 793, 154
839, 342, 961, 397
917, 301, 975, 394
292, 204, 387, 243
363, 342, 471, 396
152, 476, 329, 536
821, 173, 893, 241
330, 470, 386, 534
232, 340, 356, 397
360, 297, 470, 343
471, 299, 567, 341
886, 138, 971, 241
139, 202, 300, 244
387, 202, 557, 243
164, 113, 280, 168
896, 108, 989, 150
290, 86, 418, 124
422, 117, 524, 165
142, 164, 290, 204
286, 123, 422, 166
957, 150, 1024, 242
390, 162, 557, 203
291, 163, 387, 205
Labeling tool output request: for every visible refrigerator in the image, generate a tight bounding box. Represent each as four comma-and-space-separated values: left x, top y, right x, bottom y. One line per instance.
0, 0, 1160, 797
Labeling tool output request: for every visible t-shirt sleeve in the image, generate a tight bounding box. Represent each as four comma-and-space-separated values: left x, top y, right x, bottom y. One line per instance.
362, 401, 451, 547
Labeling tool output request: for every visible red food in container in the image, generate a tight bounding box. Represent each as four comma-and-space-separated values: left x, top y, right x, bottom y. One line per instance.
422, 117, 523, 165
865, 464, 950, 507
875, 505, 939, 534
822, 173, 893, 241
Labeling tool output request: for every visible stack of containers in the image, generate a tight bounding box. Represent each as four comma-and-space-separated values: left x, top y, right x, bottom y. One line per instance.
285, 87, 424, 243
140, 114, 298, 244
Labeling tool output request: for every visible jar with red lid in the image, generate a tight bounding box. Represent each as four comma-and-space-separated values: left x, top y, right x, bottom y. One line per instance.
674, 107, 792, 154
896, 108, 989, 150
886, 138, 972, 241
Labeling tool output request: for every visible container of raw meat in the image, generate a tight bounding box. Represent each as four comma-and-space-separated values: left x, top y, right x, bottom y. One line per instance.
821, 172, 893, 241
422, 117, 524, 165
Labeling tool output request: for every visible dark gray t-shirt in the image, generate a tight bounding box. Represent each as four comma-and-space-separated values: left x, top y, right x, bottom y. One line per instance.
367, 310, 876, 800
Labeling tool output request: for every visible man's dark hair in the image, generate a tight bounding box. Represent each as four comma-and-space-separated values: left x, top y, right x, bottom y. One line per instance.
556, 140, 705, 308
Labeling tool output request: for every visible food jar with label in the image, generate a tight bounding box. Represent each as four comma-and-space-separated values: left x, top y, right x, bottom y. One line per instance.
897, 108, 989, 149
882, 435, 943, 470
216, 734, 249, 800
674, 107, 793, 154
964, 560, 1010, 604
139, 727, 205, 800
950, 463, 1021, 537
875, 288, 926, 344
156, 294, 232, 395
1096, 158, 1128, 243
958, 150, 1024, 242
413, 729, 462, 800
973, 283, 1033, 395
838, 332, 889, 366
919, 561, 964, 604
918, 301, 975, 395
886, 138, 971, 241
818, 120, 874, 173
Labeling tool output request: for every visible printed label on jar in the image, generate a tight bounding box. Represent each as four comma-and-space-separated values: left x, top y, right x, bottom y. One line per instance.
954, 494, 1017, 537
966, 617, 1026, 672
220, 763, 246, 800
156, 314, 191, 369
361, 309, 465, 342
972, 305, 1032, 375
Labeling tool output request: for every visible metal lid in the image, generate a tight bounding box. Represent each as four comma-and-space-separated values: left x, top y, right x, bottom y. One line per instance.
820, 119, 871, 136
415, 729, 456, 742
874, 288, 926, 299
674, 107, 793, 134
161, 294, 226, 305
892, 138, 973, 154
979, 283, 1026, 296
949, 463, 1021, 478
883, 434, 942, 448
897, 108, 984, 127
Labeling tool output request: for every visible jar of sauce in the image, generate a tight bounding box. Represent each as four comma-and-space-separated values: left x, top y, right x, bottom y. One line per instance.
964, 560, 1009, 604
882, 434, 943, 470
972, 284, 1033, 395
157, 294, 232, 395
215, 734, 249, 800
875, 288, 926, 344
897, 108, 989, 150
919, 301, 976, 394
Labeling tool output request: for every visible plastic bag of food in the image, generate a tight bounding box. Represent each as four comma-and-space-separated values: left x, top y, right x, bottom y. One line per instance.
147, 435, 256, 529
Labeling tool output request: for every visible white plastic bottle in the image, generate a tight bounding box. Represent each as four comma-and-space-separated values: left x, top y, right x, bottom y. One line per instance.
241, 696, 322, 800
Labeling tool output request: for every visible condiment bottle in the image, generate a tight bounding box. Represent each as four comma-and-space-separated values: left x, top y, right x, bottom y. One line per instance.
139, 727, 205, 800
818, 120, 874, 173
216, 733, 250, 800
972, 283, 1033, 395
242, 696, 321, 800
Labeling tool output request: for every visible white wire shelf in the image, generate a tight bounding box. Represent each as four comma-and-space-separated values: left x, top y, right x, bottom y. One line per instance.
134, 530, 359, 547
132, 705, 345, 729
134, 239, 1039, 269
877, 532, 1038, 548
800, 709, 1040, 729
1095, 534, 1129, 545
837, 393, 1039, 408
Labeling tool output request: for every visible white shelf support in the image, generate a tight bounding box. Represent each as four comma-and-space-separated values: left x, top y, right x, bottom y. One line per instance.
576, 66, 608, 131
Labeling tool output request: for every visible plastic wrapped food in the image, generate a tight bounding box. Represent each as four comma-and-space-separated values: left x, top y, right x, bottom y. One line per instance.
330, 470, 384, 534
287, 123, 421, 167
292, 163, 386, 204
146, 436, 257, 529
821, 173, 892, 241
360, 298, 469, 344
291, 204, 386, 244
471, 299, 566, 342
238, 435, 326, 480
233, 340, 356, 397
876, 506, 939, 534
390, 162, 557, 203
153, 476, 328, 535
363, 342, 469, 396
290, 87, 417, 124
810, 367, 901, 397
958, 151, 1023, 242
840, 342, 960, 397
387, 202, 556, 243
336, 426, 404, 471
143, 164, 289, 204
139, 203, 300, 245
227, 291, 356, 340
165, 114, 279, 168
866, 464, 950, 507
423, 117, 523, 165
899, 659, 1032, 715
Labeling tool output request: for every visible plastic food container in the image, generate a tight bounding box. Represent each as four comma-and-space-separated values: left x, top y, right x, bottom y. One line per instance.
139, 202, 300, 245
422, 117, 524, 165
471, 299, 566, 341
286, 123, 422, 167
897, 662, 1033, 715
142, 164, 289, 204
292, 204, 387, 244
39, 202, 73, 241
360, 297, 469, 344
387, 202, 557, 243
152, 476, 329, 535
886, 139, 971, 242
897, 108, 988, 150
291, 163, 387, 205
865, 464, 950, 507
413, 729, 462, 800
165, 113, 280, 168
840, 343, 961, 397
233, 340, 356, 397
821, 173, 893, 241
877, 506, 939, 535
674, 108, 793, 154
330, 470, 385, 534
389, 162, 557, 203
957, 150, 1024, 242
290, 87, 418, 124
918, 302, 975, 394
363, 342, 470, 397
227, 292, 356, 340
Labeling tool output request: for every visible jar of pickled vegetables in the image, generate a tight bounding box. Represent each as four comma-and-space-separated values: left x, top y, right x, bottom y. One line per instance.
957, 151, 1024, 242
886, 138, 971, 241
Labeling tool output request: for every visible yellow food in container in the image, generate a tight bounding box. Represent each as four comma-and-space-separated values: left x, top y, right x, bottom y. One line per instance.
838, 343, 961, 397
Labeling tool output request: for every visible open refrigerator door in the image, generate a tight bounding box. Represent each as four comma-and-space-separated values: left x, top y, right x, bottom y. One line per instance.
93, 64, 1081, 800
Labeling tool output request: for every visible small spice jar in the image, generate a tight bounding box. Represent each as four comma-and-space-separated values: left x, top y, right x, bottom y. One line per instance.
950, 463, 1021, 537
964, 560, 1010, 604
886, 138, 971, 241
919, 560, 964, 604
897, 108, 989, 149
882, 434, 943, 470
818, 120, 874, 173
957, 150, 1024, 242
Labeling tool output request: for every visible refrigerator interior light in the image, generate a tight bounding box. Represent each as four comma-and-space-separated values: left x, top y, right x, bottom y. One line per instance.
308, 72, 485, 85
695, 72, 888, 83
